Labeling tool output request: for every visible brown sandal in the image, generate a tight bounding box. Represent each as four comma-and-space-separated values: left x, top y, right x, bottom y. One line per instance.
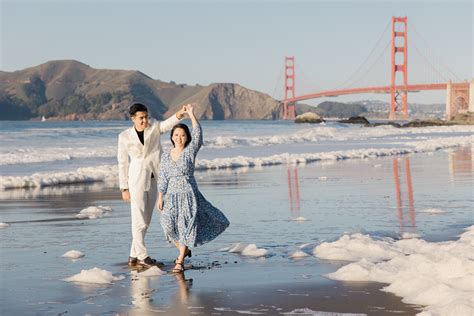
172, 261, 184, 273
174, 249, 192, 264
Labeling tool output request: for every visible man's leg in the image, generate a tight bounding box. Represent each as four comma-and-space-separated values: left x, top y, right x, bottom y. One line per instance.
130, 190, 149, 260
144, 181, 157, 227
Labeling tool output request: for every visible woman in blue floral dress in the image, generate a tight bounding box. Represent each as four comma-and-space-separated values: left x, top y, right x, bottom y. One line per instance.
157, 104, 230, 273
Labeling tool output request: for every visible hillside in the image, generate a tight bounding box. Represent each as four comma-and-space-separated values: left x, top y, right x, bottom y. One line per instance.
0, 60, 281, 120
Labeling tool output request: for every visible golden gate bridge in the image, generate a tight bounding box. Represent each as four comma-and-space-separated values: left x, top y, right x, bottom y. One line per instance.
281, 17, 473, 120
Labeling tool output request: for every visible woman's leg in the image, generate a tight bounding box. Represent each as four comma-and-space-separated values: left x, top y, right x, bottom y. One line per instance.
173, 242, 188, 272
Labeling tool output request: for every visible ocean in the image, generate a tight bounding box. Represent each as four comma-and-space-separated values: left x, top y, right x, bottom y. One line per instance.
0, 119, 473, 315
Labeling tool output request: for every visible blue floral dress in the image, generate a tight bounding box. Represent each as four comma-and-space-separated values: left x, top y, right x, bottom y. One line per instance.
158, 123, 229, 247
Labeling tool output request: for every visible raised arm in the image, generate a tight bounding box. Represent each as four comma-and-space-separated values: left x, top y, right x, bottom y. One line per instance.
159, 106, 186, 133
185, 104, 203, 155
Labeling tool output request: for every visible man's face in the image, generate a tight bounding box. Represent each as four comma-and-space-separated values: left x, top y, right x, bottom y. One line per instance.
132, 111, 149, 131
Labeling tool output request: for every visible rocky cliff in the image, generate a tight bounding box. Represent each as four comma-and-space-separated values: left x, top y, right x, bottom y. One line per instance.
0, 60, 281, 120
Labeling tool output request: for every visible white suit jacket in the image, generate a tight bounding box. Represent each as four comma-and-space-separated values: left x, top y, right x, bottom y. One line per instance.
117, 116, 180, 194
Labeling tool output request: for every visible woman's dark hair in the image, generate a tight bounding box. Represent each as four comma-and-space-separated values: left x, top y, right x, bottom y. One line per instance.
170, 124, 192, 148
129, 103, 148, 116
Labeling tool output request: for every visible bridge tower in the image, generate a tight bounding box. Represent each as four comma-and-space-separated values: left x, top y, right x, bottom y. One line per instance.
283, 56, 296, 119
446, 80, 472, 120
389, 17, 408, 120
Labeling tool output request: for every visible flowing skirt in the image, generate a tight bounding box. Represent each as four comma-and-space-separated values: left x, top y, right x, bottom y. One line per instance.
160, 189, 229, 247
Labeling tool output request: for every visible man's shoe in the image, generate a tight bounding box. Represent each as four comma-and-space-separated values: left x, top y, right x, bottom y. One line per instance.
137, 256, 156, 268
128, 256, 138, 267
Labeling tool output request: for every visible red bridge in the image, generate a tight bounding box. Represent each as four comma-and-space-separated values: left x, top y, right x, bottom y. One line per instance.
282, 17, 473, 120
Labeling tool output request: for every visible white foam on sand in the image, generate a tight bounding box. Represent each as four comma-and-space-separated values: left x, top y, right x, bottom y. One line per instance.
314, 226, 474, 316
313, 233, 402, 262
289, 250, 310, 259
134, 266, 167, 277
63, 267, 125, 284
75, 205, 112, 219
221, 243, 268, 257
0, 222, 10, 228
419, 208, 446, 214
61, 250, 85, 259
401, 232, 421, 239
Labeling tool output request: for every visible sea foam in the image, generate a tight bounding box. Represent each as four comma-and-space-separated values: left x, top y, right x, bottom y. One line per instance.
75, 205, 112, 219
314, 225, 474, 316
1, 135, 471, 190
63, 267, 125, 284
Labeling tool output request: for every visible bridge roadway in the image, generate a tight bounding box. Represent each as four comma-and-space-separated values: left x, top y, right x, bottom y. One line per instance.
284, 82, 470, 103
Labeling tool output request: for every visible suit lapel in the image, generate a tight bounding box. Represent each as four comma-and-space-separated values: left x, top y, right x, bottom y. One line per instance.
128, 127, 141, 146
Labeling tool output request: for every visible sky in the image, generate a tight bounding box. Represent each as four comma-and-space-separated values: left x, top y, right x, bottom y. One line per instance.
1, 0, 472, 105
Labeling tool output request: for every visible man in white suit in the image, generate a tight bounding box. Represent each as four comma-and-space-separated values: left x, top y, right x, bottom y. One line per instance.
118, 103, 186, 267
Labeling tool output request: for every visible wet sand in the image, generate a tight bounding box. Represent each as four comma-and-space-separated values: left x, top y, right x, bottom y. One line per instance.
1, 148, 472, 315
121, 269, 422, 315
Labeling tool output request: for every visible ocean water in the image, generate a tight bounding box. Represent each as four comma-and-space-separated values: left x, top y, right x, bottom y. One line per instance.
0, 119, 473, 315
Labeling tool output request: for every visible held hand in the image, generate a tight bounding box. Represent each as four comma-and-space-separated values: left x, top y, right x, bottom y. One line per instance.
176, 105, 186, 120
184, 103, 194, 115
122, 190, 130, 202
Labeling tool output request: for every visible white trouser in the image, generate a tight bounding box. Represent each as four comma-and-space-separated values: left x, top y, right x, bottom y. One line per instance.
130, 181, 157, 260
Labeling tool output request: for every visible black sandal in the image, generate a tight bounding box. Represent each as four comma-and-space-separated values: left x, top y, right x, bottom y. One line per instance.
172, 261, 184, 273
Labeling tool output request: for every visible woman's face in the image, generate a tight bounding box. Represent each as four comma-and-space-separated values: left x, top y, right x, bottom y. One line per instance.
172, 128, 188, 147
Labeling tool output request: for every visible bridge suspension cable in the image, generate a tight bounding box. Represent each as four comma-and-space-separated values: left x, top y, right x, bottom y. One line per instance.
272, 63, 285, 100
343, 39, 391, 90
411, 22, 462, 82
338, 20, 391, 90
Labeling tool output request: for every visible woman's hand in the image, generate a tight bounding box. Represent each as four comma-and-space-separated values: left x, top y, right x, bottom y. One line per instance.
184, 103, 194, 115
157, 194, 164, 211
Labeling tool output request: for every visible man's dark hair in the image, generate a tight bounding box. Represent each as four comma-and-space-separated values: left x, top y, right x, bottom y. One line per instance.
129, 103, 148, 116
170, 124, 192, 148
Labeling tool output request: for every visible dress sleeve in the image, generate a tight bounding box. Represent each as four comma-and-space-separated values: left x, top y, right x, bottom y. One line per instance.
188, 122, 203, 157
158, 156, 170, 194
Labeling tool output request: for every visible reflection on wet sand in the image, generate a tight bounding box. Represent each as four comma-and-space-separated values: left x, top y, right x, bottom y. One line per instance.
287, 166, 301, 214
0, 182, 114, 200
392, 157, 416, 233
129, 273, 155, 314
173, 272, 193, 304
129, 271, 194, 315
448, 145, 473, 181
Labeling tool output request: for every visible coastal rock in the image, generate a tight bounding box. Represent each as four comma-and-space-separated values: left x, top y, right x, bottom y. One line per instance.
337, 116, 370, 125
295, 112, 324, 123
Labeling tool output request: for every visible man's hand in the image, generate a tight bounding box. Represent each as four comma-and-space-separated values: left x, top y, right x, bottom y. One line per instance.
121, 190, 130, 202
176, 105, 186, 120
